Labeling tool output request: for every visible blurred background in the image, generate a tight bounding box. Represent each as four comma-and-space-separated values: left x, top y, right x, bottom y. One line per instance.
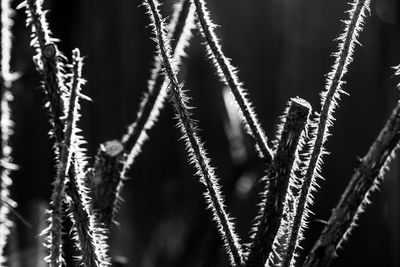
6, 0, 400, 266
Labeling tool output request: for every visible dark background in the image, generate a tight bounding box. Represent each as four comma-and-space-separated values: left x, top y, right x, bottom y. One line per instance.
6, 0, 400, 266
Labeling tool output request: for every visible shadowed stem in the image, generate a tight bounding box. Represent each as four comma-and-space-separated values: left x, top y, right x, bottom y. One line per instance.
191, 0, 273, 164
88, 140, 124, 228
303, 99, 400, 267
246, 98, 311, 267
144, 0, 244, 265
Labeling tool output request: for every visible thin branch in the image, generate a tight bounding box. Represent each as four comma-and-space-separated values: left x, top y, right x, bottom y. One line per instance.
121, 0, 195, 176
88, 0, 195, 228
246, 98, 311, 267
0, 0, 17, 264
303, 85, 400, 267
20, 0, 72, 265
66, 155, 110, 267
143, 0, 243, 265
41, 48, 84, 266
63, 49, 111, 267
191, 0, 273, 164
284, 1, 372, 266
19, 0, 67, 145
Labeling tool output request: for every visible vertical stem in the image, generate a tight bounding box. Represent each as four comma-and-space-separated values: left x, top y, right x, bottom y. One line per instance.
0, 0, 16, 264
143, 0, 244, 265
246, 98, 311, 267
285, 1, 371, 265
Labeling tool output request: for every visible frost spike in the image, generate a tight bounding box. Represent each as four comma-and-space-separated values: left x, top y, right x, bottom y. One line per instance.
246, 98, 311, 267
282, 1, 372, 265
191, 0, 273, 164
143, 0, 244, 266
303, 73, 400, 267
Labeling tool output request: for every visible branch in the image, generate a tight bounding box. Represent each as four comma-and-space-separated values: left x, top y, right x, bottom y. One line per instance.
303, 97, 400, 266
19, 0, 67, 146
88, 140, 124, 228
88, 0, 195, 227
191, 0, 273, 164
121, 0, 195, 176
143, 0, 244, 265
66, 157, 110, 267
0, 0, 18, 264
62, 49, 110, 267
41, 47, 84, 265
246, 98, 311, 267
283, 1, 372, 266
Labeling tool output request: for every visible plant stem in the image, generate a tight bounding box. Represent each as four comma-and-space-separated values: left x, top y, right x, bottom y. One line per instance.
0, 0, 17, 264
247, 98, 311, 267
121, 0, 195, 176
89, 0, 195, 228
143, 0, 244, 265
21, 0, 67, 145
303, 99, 400, 267
284, 1, 371, 266
191, 0, 273, 164
88, 140, 124, 228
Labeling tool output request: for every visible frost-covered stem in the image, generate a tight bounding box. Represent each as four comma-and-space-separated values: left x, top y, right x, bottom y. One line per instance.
20, 0, 66, 144
89, 0, 195, 227
303, 100, 400, 267
66, 168, 99, 267
88, 140, 124, 227
284, 1, 371, 266
246, 98, 311, 267
121, 0, 194, 175
0, 0, 17, 264
144, 0, 243, 265
64, 50, 110, 266
66, 158, 110, 267
191, 0, 273, 164
45, 49, 83, 266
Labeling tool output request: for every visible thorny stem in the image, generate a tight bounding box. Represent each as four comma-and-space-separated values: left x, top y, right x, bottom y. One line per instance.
66, 167, 100, 267
89, 140, 124, 228
44, 48, 83, 266
283, 1, 371, 266
246, 98, 311, 267
62, 49, 110, 266
22, 0, 67, 144
121, 0, 194, 175
89, 0, 195, 227
191, 0, 273, 165
0, 0, 17, 264
144, 0, 243, 266
303, 100, 400, 267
